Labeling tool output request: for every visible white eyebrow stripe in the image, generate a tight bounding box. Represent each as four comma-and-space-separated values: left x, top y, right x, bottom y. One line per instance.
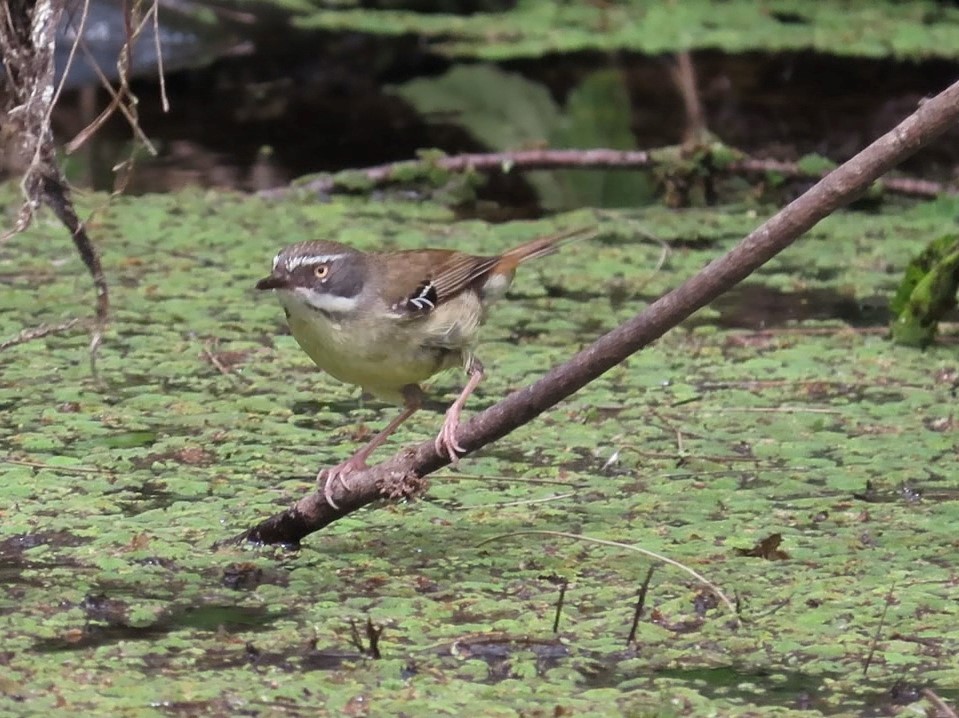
284, 254, 345, 271
272, 252, 282, 270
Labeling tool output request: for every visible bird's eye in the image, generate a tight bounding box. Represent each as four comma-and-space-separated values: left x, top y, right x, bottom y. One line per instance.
314, 264, 329, 279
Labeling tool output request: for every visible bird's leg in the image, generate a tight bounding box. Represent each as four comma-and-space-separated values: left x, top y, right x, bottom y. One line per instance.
319, 385, 424, 508
435, 355, 485, 463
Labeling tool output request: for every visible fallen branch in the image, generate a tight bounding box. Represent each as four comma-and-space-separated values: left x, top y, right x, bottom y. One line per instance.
730, 157, 951, 199
238, 78, 959, 546
257, 148, 655, 199
259, 146, 956, 201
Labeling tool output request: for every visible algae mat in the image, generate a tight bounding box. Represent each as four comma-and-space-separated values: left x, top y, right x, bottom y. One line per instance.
1, 187, 957, 715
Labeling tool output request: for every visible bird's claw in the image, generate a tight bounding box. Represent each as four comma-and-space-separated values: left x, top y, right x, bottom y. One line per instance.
435, 411, 465, 464
317, 459, 364, 510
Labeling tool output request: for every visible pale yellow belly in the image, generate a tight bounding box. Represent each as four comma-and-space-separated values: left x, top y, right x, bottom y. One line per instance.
282, 294, 481, 404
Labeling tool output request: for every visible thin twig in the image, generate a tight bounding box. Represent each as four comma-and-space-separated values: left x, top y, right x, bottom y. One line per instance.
626, 566, 656, 645
699, 379, 873, 389
150, 1, 169, 112
201, 344, 234, 377
2, 456, 108, 474
709, 406, 843, 414
862, 582, 896, 677
66, 3, 158, 155
459, 492, 576, 509
552, 579, 567, 634
200, 340, 254, 384
0, 319, 82, 352
921, 688, 959, 718
432, 474, 574, 486
616, 447, 762, 463
478, 530, 737, 621
670, 51, 706, 143
649, 408, 686, 453
50, 0, 91, 118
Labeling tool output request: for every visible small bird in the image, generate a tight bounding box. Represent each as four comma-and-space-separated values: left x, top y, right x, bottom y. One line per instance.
256, 226, 593, 507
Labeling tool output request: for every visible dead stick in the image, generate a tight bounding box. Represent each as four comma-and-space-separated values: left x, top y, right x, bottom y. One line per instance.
261, 149, 657, 198
260, 148, 954, 200
238, 79, 959, 546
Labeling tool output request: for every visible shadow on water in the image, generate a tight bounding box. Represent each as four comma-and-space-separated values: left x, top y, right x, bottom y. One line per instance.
703, 284, 891, 330
583, 663, 834, 709
34, 601, 282, 653
581, 662, 955, 716
0, 532, 85, 588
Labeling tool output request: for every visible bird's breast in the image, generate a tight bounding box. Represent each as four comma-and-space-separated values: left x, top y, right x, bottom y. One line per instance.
277, 291, 472, 404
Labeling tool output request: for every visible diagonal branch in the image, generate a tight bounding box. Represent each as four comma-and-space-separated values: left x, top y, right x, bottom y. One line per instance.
237, 78, 959, 547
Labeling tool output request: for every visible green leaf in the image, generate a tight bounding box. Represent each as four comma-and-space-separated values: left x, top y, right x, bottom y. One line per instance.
393, 64, 561, 153
547, 68, 654, 209
796, 153, 837, 175
890, 234, 959, 347
393, 65, 651, 209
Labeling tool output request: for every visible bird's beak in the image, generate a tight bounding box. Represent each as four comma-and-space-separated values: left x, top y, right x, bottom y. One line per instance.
255, 274, 288, 291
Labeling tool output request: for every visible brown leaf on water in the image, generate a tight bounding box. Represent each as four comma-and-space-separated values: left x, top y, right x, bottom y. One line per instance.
735, 533, 789, 561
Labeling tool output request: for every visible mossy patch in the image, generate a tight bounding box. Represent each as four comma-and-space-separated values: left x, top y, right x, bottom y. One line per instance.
285, 0, 959, 61
1, 185, 957, 714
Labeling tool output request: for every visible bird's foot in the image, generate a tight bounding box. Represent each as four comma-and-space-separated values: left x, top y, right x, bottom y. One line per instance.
434, 407, 466, 464
317, 458, 366, 510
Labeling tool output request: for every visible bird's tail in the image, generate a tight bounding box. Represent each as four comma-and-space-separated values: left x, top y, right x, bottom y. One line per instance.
499, 225, 597, 271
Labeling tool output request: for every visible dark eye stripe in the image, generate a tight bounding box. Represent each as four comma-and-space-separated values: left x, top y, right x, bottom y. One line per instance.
322, 257, 366, 298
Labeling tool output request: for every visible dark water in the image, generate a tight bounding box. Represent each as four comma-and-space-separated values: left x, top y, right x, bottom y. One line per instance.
43, 5, 959, 200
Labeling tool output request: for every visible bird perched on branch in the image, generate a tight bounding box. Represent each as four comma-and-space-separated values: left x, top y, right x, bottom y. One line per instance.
256, 226, 594, 507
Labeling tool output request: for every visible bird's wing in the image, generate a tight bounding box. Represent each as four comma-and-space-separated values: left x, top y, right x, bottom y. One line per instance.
383, 250, 498, 317
380, 226, 595, 317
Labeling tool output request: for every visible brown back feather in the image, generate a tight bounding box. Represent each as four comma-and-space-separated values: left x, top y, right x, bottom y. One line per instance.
385, 225, 595, 314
